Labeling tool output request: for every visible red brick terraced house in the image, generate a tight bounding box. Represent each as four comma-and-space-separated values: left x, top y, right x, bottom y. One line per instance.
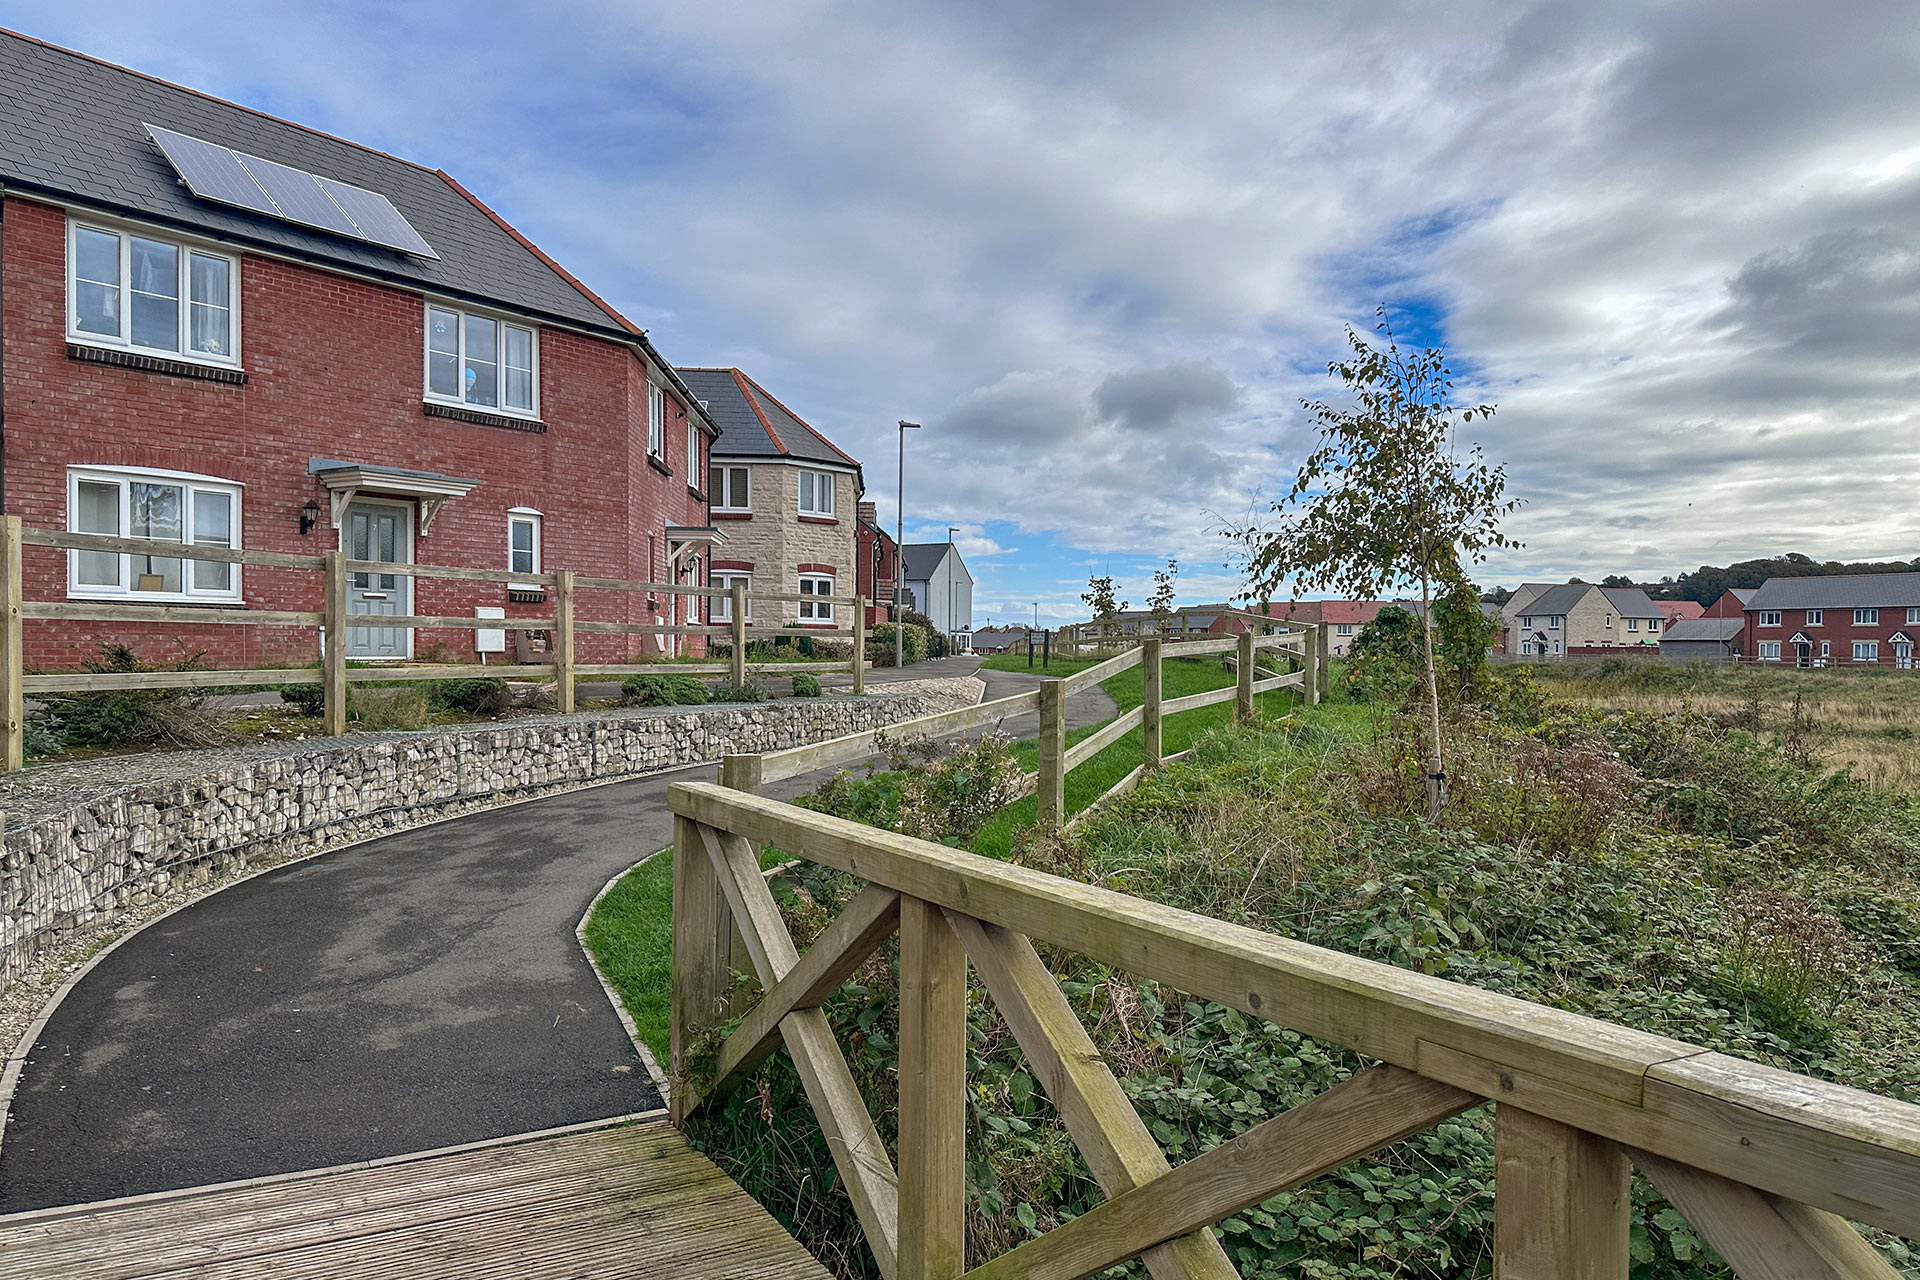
0, 30, 721, 671
1743, 575, 1920, 669
856, 500, 898, 629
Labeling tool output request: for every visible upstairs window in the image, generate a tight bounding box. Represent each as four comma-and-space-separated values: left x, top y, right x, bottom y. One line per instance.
799, 470, 836, 517
69, 466, 241, 602
1759, 611, 1782, 627
1855, 608, 1880, 626
1627, 617, 1638, 631
1805, 609, 1823, 626
69, 220, 238, 362
648, 381, 665, 459
508, 509, 542, 578
1336, 623, 1355, 636
687, 417, 701, 485
426, 305, 536, 415
1908, 607, 1920, 625
711, 466, 751, 512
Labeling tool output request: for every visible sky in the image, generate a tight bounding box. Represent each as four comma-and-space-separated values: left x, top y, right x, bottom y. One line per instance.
9, 1, 1919, 626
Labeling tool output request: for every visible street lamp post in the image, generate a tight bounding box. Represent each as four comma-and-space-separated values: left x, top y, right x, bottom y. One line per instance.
947, 524, 959, 656
896, 421, 920, 669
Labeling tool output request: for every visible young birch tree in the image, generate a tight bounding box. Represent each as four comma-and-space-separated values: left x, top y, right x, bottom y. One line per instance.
1241, 309, 1519, 817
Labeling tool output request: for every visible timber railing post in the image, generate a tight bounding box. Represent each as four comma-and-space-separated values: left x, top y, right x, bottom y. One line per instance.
322, 549, 348, 737
720, 752, 764, 795
554, 568, 576, 715
1236, 629, 1255, 722
1318, 620, 1331, 701
670, 813, 734, 1125
1494, 1105, 1630, 1278
1037, 679, 1066, 826
898, 896, 967, 1280
730, 583, 747, 687
853, 593, 866, 694
1142, 636, 1162, 769
1301, 624, 1320, 707
0, 515, 22, 772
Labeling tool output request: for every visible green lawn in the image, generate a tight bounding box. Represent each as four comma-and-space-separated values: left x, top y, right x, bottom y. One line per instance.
978, 652, 1112, 678
581, 849, 676, 1064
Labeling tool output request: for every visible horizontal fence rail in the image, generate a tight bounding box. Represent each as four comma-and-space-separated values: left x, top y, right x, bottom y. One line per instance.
0, 518, 878, 766
668, 777, 1920, 1280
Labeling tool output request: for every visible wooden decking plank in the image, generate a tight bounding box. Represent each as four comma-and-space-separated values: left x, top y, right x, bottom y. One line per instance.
0, 1119, 829, 1279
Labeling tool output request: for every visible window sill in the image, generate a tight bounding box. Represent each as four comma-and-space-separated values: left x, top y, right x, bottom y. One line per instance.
422, 401, 547, 433
687, 487, 707, 503
799, 514, 839, 525
66, 593, 246, 608
647, 455, 674, 478
68, 342, 247, 385
713, 511, 753, 520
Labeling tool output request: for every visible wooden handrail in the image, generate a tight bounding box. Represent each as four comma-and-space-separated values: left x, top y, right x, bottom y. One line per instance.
753, 689, 1043, 784
667, 779, 1920, 1241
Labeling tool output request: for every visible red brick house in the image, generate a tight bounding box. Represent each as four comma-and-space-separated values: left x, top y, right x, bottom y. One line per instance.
0, 31, 720, 669
856, 501, 898, 628
1704, 588, 1756, 619
1743, 575, 1920, 668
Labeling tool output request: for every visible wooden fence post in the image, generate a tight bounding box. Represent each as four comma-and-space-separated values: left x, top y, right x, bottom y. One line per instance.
1494, 1105, 1630, 1278
1142, 636, 1162, 769
0, 516, 22, 772
1318, 621, 1331, 701
720, 752, 764, 796
322, 550, 348, 737
1236, 629, 1255, 722
1300, 625, 1320, 707
852, 593, 866, 695
730, 583, 747, 688
898, 896, 967, 1280
1037, 679, 1066, 827
555, 568, 576, 715
670, 813, 735, 1125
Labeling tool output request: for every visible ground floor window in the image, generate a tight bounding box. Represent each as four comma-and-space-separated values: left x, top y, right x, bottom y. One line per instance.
1758, 642, 1781, 660
1854, 641, 1880, 662
69, 466, 241, 602
799, 573, 835, 622
712, 572, 752, 621
508, 509, 542, 578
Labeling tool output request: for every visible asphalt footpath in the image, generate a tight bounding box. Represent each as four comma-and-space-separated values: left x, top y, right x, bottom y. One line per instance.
0, 658, 1115, 1210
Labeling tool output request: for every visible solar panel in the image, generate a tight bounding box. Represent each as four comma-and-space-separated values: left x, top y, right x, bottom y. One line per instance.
145, 125, 277, 216
235, 151, 361, 238
142, 123, 438, 260
314, 176, 439, 259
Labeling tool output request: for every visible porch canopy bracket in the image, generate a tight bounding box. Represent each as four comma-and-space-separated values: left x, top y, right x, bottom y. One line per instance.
310, 458, 481, 536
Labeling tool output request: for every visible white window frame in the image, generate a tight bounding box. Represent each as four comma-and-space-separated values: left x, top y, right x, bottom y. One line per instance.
798, 572, 836, 622
1336, 623, 1355, 636
1908, 607, 1920, 626
687, 417, 701, 486
508, 508, 542, 582
711, 465, 751, 513
1625, 617, 1637, 631
1758, 641, 1781, 661
1549, 615, 1563, 629
423, 301, 540, 418
1854, 641, 1881, 662
1519, 615, 1533, 629
68, 465, 244, 603
1759, 611, 1782, 627
1821, 641, 1831, 659
648, 380, 666, 460
1805, 609, 1823, 626
67, 217, 242, 367
1855, 608, 1880, 626
712, 571, 752, 622
1648, 618, 1660, 632
798, 470, 837, 517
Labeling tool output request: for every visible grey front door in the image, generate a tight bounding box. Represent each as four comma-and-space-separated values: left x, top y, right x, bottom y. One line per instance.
344, 501, 411, 658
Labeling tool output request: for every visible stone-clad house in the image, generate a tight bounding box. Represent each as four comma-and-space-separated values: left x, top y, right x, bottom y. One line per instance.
0, 30, 718, 668
1503, 583, 1663, 658
677, 369, 864, 632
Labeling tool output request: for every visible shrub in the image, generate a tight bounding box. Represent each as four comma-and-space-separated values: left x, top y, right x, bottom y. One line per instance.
23, 718, 63, 758
790, 673, 823, 698
428, 677, 512, 715
1340, 605, 1424, 704
708, 678, 767, 704
42, 643, 225, 748
347, 685, 428, 730
621, 673, 710, 706
870, 622, 933, 665
279, 682, 327, 716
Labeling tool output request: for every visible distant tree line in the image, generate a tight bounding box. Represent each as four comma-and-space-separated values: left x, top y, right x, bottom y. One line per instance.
1479, 553, 1920, 606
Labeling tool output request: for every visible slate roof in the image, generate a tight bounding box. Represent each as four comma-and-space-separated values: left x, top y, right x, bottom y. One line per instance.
1747, 573, 1920, 610
1662, 618, 1744, 644
677, 369, 860, 470
902, 542, 972, 584
1513, 584, 1662, 619
0, 29, 652, 340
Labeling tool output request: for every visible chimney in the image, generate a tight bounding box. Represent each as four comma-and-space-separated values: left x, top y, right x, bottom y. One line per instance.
857, 501, 877, 523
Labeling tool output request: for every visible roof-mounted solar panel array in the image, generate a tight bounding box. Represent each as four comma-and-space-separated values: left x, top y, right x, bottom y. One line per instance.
144, 124, 439, 259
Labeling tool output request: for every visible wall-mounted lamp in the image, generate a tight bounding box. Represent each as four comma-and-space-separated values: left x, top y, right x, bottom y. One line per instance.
300, 499, 323, 536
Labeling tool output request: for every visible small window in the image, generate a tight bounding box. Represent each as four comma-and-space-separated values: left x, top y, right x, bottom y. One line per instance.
1553, 640, 1562, 654
1336, 623, 1355, 636
1649, 618, 1659, 632
508, 510, 541, 578
1908, 607, 1920, 625
1821, 641, 1831, 658
1854, 641, 1881, 662
798, 573, 835, 621
68, 466, 242, 602
687, 416, 700, 485
712, 572, 752, 622
1605, 614, 1614, 629
1805, 609, 1823, 626
68, 220, 239, 362
711, 466, 751, 512
799, 470, 836, 517
1855, 608, 1880, 625
1549, 616, 1563, 629
648, 381, 665, 459
425, 304, 537, 414
1519, 615, 1533, 628
1626, 617, 1637, 631
1759, 611, 1782, 627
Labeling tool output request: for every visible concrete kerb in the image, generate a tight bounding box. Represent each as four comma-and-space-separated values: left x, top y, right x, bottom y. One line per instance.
575, 851, 671, 1094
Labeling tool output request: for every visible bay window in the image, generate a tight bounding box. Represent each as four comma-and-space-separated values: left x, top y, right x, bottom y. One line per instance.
68, 220, 238, 362
798, 573, 835, 622
69, 467, 242, 602
799, 470, 836, 517
426, 303, 536, 414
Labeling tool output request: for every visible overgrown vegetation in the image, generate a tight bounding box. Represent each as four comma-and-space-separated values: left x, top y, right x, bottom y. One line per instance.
35, 643, 222, 752
622, 672, 711, 707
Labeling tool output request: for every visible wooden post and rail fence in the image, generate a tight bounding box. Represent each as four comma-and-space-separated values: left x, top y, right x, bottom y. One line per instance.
0, 517, 872, 771
668, 636, 1920, 1280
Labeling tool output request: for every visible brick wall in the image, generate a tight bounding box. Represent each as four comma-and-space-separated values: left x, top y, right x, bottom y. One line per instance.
2, 195, 708, 668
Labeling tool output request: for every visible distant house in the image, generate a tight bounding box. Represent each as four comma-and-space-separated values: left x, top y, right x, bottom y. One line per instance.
1323, 601, 1389, 656
971, 627, 1027, 654
1743, 574, 1920, 668
1656, 600, 1705, 625
1503, 584, 1663, 658
902, 542, 973, 648
1660, 617, 1744, 664
1210, 600, 1323, 635
1704, 588, 1756, 619
855, 501, 897, 627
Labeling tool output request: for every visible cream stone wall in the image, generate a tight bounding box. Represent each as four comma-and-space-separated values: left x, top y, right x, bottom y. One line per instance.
714, 459, 860, 628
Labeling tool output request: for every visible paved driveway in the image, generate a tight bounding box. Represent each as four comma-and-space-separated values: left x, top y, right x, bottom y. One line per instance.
0, 660, 1114, 1210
